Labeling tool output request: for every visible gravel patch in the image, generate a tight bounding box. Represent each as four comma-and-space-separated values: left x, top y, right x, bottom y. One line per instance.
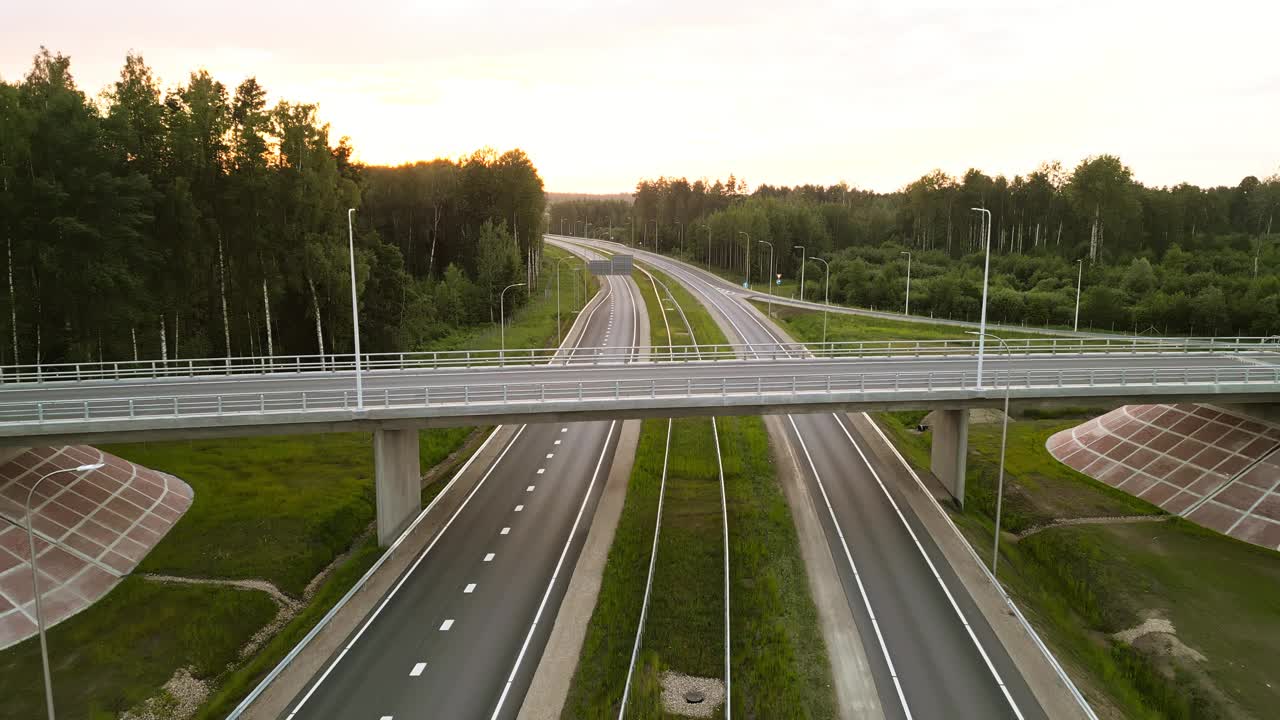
120, 667, 209, 720
1113, 616, 1206, 662
660, 671, 725, 718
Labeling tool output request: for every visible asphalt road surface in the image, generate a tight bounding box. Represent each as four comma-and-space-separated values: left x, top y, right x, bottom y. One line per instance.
561, 235, 1046, 720
283, 246, 642, 720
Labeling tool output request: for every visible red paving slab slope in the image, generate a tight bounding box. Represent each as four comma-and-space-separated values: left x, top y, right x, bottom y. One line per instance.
1048, 403, 1280, 551
0, 446, 192, 649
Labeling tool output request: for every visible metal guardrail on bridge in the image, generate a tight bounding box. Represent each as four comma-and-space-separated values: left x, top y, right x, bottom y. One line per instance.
2, 364, 1277, 433
2, 336, 1277, 385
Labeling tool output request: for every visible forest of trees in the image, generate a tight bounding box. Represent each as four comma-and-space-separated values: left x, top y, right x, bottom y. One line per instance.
0, 49, 544, 365
552, 161, 1280, 335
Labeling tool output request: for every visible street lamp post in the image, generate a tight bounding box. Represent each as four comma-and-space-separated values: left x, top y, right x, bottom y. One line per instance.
701, 225, 713, 271
555, 257, 577, 346
971, 207, 994, 389
1073, 259, 1084, 332
811, 257, 830, 345
758, 240, 774, 316
347, 208, 364, 410
500, 282, 526, 361
793, 245, 806, 302
560, 218, 568, 236
28, 462, 105, 720
574, 220, 584, 237
900, 250, 912, 316
675, 221, 684, 255
968, 331, 1012, 577
646, 219, 658, 251
738, 231, 751, 289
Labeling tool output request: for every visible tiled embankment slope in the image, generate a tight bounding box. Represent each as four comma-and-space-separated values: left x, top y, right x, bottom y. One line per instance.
1048, 403, 1280, 550
0, 445, 192, 649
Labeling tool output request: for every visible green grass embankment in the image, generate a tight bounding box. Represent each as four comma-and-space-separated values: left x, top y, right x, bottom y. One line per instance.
0, 247, 600, 719
774, 304, 1280, 720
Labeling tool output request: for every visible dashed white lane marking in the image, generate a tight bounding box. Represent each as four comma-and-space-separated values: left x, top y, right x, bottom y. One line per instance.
526, 485, 536, 492
537, 468, 546, 474
440, 619, 454, 631
380, 715, 393, 720
561, 428, 567, 433
554, 440, 562, 445
515, 505, 524, 512
410, 662, 426, 676
484, 553, 496, 562
501, 527, 511, 535
546, 453, 554, 459
464, 583, 476, 594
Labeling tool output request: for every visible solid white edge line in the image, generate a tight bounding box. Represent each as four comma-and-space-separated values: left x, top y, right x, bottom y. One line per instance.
282, 424, 528, 718
617, 419, 673, 718
490, 420, 619, 720
786, 415, 913, 719
863, 416, 1101, 720
712, 416, 731, 720
830, 412, 1024, 719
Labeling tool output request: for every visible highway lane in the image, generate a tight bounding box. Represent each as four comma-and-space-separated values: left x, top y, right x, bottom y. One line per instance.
284, 249, 643, 719
567, 236, 1048, 720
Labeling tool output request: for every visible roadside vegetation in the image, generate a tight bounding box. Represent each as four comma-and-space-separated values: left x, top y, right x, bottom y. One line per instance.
0, 248, 593, 718
563, 265, 834, 719
776, 304, 1280, 720
554, 162, 1280, 337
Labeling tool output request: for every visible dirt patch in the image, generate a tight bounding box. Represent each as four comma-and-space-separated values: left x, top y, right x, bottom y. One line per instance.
120, 667, 209, 720
1016, 514, 1169, 540
660, 671, 726, 718
1113, 615, 1206, 662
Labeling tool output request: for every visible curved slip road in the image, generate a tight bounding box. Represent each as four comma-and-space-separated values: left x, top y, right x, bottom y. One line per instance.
282, 245, 644, 720
558, 235, 1046, 720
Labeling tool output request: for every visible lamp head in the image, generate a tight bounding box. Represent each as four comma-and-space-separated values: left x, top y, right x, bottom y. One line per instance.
76, 463, 105, 472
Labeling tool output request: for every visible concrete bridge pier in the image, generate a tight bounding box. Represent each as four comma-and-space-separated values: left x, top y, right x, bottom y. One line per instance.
930, 409, 968, 508
374, 427, 421, 546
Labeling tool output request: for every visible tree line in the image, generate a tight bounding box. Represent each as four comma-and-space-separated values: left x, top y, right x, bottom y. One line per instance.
0, 49, 544, 365
553, 158, 1279, 335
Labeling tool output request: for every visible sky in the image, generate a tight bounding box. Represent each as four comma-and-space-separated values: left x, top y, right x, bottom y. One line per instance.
5, 0, 1279, 194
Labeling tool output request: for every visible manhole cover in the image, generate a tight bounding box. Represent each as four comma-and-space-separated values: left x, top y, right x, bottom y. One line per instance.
684, 690, 706, 704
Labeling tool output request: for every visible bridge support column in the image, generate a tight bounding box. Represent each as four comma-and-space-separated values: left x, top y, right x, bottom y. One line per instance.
374, 428, 421, 546
930, 409, 968, 507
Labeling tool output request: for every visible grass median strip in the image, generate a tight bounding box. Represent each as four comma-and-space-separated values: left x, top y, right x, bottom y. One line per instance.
563, 263, 834, 718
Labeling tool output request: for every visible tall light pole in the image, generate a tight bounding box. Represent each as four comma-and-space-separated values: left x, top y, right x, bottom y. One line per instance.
1073, 259, 1084, 332
968, 331, 1012, 577
793, 245, 806, 302
971, 207, 993, 389
758, 240, 774, 316
500, 282, 526, 360
574, 220, 584, 237
900, 250, 912, 316
560, 218, 568, 236
27, 462, 105, 720
675, 221, 684, 254
811, 257, 830, 345
555, 257, 577, 346
347, 208, 364, 410
645, 219, 658, 250
700, 225, 713, 271
738, 231, 751, 288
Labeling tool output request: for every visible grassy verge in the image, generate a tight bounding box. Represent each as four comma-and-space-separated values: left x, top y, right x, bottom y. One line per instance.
563, 263, 834, 718
774, 304, 1280, 719
0, 576, 277, 719
758, 301, 1044, 343
0, 246, 602, 717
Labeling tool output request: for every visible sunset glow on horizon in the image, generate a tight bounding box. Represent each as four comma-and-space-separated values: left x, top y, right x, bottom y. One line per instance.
6, 0, 1279, 194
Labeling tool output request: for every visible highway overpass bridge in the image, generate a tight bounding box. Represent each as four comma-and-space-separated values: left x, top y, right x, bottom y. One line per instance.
1, 336, 1277, 545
